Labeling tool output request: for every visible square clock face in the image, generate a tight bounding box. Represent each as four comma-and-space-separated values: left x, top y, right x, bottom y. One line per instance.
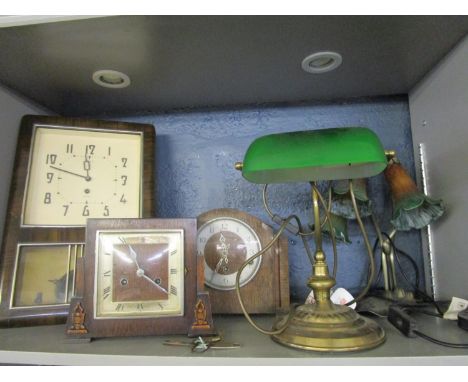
94, 230, 185, 319
23, 126, 143, 226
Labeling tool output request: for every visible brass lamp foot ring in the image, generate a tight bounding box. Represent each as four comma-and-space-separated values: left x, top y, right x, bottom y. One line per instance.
271, 303, 385, 352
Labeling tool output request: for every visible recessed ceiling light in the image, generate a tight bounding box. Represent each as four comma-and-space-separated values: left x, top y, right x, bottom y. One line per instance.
301, 52, 342, 74
92, 70, 131, 89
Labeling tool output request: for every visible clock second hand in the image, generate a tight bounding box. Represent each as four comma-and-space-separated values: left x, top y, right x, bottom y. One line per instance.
50, 165, 91, 181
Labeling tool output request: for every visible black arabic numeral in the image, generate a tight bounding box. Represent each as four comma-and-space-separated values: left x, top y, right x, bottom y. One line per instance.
46, 154, 57, 165
82, 205, 90, 216
86, 145, 95, 155
44, 192, 51, 204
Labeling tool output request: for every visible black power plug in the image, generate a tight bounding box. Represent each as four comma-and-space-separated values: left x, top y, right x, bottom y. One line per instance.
388, 305, 418, 337
458, 307, 468, 331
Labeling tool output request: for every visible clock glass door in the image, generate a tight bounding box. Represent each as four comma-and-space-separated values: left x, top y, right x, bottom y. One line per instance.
23, 126, 143, 226
94, 230, 184, 318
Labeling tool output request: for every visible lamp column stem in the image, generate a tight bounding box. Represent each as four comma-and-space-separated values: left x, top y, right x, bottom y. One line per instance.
308, 182, 335, 304
370, 214, 390, 290
312, 183, 323, 252
387, 229, 398, 290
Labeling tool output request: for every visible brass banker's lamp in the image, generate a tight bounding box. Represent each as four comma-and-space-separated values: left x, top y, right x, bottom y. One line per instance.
235, 127, 387, 351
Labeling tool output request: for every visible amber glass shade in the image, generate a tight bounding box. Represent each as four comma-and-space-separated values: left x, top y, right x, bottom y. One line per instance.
385, 162, 445, 231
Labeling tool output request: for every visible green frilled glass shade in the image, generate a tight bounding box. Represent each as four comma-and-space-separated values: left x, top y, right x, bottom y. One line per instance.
330, 178, 373, 219
241, 127, 387, 183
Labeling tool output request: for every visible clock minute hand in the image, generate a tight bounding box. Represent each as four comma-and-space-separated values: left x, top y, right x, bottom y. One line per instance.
50, 165, 91, 181
140, 273, 169, 294
126, 243, 168, 294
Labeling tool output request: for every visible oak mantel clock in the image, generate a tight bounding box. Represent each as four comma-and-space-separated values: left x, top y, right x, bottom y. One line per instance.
197, 208, 290, 314
0, 115, 155, 327
66, 218, 215, 339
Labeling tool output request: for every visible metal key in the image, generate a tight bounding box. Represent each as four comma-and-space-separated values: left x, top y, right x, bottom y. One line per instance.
163, 336, 240, 353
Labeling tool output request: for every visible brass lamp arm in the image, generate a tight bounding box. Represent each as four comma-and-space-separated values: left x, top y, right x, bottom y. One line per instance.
343, 180, 377, 306
235, 214, 302, 335
385, 149, 397, 162
370, 214, 391, 290
262, 183, 337, 277
262, 183, 331, 237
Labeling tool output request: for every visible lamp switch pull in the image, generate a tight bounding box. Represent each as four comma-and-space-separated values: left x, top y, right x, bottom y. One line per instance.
272, 215, 300, 235
388, 305, 418, 338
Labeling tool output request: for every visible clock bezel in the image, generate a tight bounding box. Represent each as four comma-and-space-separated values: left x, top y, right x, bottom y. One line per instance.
0, 115, 155, 327
21, 124, 146, 228
93, 228, 185, 320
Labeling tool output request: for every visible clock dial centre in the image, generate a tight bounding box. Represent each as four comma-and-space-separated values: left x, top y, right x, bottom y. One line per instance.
199, 216, 262, 291
205, 231, 247, 276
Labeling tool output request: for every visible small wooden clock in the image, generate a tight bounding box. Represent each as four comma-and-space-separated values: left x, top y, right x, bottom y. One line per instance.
0, 115, 155, 327
197, 208, 290, 314
66, 218, 215, 339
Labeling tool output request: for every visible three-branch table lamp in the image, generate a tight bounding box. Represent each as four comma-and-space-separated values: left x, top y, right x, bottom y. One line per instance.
234, 127, 387, 351
378, 153, 445, 300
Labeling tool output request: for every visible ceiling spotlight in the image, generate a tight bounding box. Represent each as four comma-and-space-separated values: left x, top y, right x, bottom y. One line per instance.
92, 70, 131, 89
301, 52, 343, 74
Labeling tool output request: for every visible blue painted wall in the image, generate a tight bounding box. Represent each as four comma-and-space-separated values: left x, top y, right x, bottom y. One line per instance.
114, 96, 422, 302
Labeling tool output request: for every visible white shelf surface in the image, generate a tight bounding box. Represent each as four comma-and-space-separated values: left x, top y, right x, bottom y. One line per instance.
1, 314, 468, 365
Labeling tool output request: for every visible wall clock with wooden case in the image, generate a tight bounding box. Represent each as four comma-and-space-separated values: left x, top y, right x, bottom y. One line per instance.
197, 208, 290, 314
0, 115, 155, 327
66, 218, 215, 339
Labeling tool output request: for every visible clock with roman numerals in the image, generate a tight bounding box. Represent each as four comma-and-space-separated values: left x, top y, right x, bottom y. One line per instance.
66, 218, 215, 339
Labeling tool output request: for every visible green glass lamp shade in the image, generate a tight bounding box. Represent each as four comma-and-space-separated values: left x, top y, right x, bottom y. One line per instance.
330, 178, 373, 219
241, 127, 387, 184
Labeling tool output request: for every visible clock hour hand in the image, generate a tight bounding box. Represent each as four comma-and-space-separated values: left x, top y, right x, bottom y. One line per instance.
83, 156, 91, 180
50, 165, 91, 181
126, 243, 141, 270
211, 257, 226, 281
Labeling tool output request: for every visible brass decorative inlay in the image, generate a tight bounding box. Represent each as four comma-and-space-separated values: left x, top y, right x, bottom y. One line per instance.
67, 302, 88, 335
191, 299, 210, 329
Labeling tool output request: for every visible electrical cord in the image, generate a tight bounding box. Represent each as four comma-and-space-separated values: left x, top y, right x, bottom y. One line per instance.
381, 232, 420, 292
384, 234, 444, 317
389, 305, 468, 349
412, 330, 468, 348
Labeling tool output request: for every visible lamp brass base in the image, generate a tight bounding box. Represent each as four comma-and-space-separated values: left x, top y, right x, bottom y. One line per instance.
272, 302, 385, 352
